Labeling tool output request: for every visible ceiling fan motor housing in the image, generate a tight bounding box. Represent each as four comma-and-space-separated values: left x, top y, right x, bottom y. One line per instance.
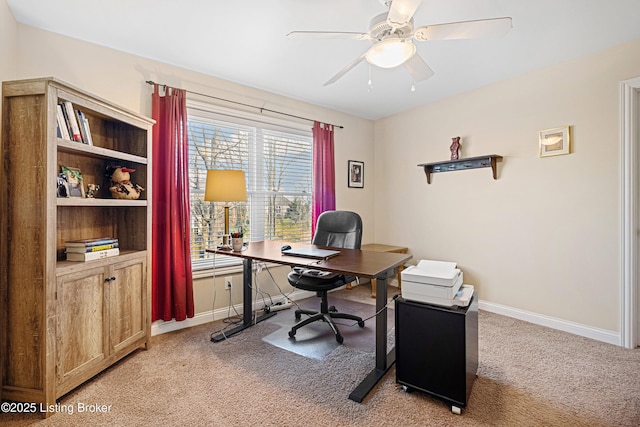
369, 12, 414, 40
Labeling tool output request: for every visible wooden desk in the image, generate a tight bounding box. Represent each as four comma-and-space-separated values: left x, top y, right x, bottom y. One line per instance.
206, 240, 412, 403
355, 244, 409, 298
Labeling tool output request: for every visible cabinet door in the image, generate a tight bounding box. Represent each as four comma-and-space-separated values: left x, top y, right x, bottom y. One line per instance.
56, 267, 107, 387
108, 257, 147, 355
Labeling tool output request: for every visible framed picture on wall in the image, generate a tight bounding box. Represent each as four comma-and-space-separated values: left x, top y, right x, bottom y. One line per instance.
348, 160, 364, 188
539, 126, 570, 157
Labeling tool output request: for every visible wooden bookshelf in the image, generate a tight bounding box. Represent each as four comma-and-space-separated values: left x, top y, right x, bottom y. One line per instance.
1, 77, 153, 416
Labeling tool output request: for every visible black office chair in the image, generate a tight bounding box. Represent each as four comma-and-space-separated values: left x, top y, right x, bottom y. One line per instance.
287, 210, 365, 344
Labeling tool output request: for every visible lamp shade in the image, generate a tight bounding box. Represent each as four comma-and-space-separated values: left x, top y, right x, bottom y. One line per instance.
366, 38, 416, 68
204, 170, 247, 202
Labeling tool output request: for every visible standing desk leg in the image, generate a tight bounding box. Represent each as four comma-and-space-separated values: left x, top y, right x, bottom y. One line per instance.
349, 272, 396, 402
242, 258, 253, 327
211, 258, 276, 342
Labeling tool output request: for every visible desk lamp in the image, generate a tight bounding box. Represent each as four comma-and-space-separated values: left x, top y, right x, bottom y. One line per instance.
204, 170, 247, 248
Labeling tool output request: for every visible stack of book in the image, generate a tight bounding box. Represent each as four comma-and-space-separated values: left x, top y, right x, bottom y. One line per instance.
65, 237, 119, 262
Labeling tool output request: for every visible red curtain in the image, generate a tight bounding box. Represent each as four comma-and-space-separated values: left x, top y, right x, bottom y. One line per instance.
312, 122, 336, 236
151, 84, 194, 322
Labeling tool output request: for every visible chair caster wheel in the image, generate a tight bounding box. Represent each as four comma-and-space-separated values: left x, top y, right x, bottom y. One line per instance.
329, 305, 337, 312
295, 312, 301, 320
288, 330, 296, 339
336, 335, 344, 344
358, 320, 365, 327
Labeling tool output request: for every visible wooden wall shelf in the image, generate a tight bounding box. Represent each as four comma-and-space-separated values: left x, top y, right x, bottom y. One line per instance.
418, 154, 503, 184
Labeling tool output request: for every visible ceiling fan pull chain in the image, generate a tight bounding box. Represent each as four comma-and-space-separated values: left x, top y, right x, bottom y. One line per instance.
410, 67, 416, 92
368, 64, 374, 92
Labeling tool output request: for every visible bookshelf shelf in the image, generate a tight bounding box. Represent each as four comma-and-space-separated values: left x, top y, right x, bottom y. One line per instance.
57, 139, 148, 164
55, 249, 145, 272
56, 197, 148, 207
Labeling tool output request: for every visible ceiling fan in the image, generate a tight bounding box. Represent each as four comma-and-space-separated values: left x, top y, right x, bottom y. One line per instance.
287, 0, 512, 86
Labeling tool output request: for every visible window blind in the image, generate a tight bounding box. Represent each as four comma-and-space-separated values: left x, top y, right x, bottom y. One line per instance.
187, 102, 313, 270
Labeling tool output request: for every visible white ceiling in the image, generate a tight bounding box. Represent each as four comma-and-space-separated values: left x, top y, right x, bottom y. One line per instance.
7, 0, 640, 120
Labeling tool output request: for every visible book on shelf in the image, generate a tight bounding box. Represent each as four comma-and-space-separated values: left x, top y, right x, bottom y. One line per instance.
66, 247, 120, 262
62, 101, 83, 142
56, 104, 71, 140
58, 103, 71, 137
65, 237, 118, 248
65, 242, 119, 253
75, 109, 93, 146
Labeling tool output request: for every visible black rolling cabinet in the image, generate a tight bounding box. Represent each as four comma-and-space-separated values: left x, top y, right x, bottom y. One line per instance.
395, 292, 478, 413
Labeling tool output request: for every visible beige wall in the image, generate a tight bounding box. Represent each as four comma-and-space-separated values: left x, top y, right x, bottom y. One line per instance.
0, 0, 17, 80
0, 0, 17, 156
375, 38, 640, 332
11, 22, 375, 316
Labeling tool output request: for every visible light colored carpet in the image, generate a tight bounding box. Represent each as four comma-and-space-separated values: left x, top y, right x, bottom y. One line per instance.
2, 285, 639, 426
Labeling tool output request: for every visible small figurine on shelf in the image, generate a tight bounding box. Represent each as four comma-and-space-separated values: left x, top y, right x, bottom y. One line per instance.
86, 184, 100, 198
106, 166, 144, 200
450, 136, 461, 160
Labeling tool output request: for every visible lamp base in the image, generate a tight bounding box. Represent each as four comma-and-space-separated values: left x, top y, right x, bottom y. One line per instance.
217, 234, 232, 250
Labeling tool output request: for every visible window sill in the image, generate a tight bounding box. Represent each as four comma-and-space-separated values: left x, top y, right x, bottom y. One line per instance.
192, 261, 288, 280
192, 264, 242, 280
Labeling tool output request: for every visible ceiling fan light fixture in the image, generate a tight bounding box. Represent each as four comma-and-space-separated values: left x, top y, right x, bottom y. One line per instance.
366, 38, 416, 68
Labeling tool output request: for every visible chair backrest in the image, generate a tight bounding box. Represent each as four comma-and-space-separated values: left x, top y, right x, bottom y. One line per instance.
312, 211, 362, 250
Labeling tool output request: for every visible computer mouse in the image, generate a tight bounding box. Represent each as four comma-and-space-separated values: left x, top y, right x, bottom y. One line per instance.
281, 245, 292, 252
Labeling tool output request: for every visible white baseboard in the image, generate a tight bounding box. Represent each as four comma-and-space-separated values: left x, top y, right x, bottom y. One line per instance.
151, 289, 314, 336
478, 299, 620, 346
152, 292, 621, 346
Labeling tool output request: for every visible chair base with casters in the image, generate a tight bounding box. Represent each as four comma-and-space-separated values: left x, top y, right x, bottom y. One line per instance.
287, 273, 365, 344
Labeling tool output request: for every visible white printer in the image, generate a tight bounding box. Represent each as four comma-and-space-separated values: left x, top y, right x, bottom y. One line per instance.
401, 259, 473, 307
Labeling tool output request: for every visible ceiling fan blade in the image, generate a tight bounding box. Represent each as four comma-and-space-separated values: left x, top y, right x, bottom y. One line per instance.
323, 50, 369, 86
287, 31, 370, 40
414, 17, 512, 41
387, 0, 423, 27
403, 54, 434, 82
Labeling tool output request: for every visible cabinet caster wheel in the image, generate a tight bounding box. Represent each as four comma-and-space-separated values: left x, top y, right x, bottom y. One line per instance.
358, 320, 365, 327
451, 406, 461, 415
401, 385, 414, 393
336, 334, 344, 344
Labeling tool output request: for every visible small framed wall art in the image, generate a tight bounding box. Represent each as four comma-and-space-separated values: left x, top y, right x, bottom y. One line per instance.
348, 160, 364, 188
539, 126, 570, 157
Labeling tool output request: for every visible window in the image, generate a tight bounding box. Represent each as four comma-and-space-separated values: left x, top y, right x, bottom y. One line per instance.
187, 101, 313, 270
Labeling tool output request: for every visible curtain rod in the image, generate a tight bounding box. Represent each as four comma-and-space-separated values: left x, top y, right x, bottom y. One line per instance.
145, 80, 344, 129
